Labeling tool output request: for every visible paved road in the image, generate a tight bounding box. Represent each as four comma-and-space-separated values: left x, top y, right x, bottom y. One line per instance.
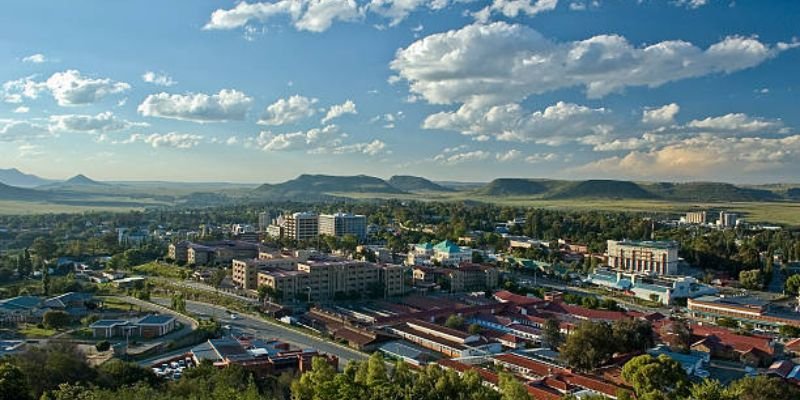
151, 298, 369, 367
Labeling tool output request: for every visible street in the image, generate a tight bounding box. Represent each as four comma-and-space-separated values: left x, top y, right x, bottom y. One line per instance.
151, 298, 369, 366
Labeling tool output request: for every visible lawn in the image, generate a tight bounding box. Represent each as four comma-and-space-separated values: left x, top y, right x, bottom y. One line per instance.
133, 262, 190, 279
18, 324, 57, 338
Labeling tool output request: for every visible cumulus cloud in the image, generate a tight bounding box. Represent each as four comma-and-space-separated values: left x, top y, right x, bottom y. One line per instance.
0, 119, 52, 142
321, 99, 357, 124
123, 132, 204, 149
573, 134, 800, 181
642, 103, 680, 125
2, 76, 46, 103
142, 71, 177, 87
204, 0, 361, 33
248, 124, 340, 151
473, 0, 559, 23
496, 149, 521, 162
525, 152, 558, 163
370, 111, 404, 129
687, 113, 780, 132
22, 53, 47, 63
434, 149, 490, 165
45, 70, 130, 106
12, 106, 29, 114
368, 0, 452, 27
424, 101, 610, 144
391, 22, 797, 106
259, 95, 318, 126
313, 139, 388, 155
673, 0, 708, 9
49, 112, 147, 133
138, 89, 252, 123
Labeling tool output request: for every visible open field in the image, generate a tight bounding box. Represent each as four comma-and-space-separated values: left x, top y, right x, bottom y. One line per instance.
0, 200, 147, 215
332, 192, 800, 226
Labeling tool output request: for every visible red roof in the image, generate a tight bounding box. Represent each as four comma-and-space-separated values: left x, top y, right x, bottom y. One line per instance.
561, 372, 629, 397
691, 324, 774, 355
525, 383, 563, 400
494, 353, 565, 377
786, 338, 800, 352
494, 290, 543, 306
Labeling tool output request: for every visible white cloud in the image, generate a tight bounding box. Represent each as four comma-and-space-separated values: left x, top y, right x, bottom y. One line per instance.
12, 106, 29, 114
249, 124, 340, 151
321, 99, 357, 124
687, 113, 780, 132
434, 149, 490, 165
0, 119, 52, 142
45, 70, 130, 106
673, 0, 708, 9
642, 103, 680, 125
314, 139, 388, 155
525, 152, 558, 163
423, 101, 610, 144
204, 0, 361, 33
142, 71, 177, 87
574, 134, 800, 181
368, 0, 451, 26
259, 95, 318, 126
496, 149, 521, 162
22, 53, 47, 63
124, 132, 204, 149
391, 22, 796, 106
49, 112, 147, 133
2, 76, 46, 103
138, 89, 252, 123
473, 0, 559, 23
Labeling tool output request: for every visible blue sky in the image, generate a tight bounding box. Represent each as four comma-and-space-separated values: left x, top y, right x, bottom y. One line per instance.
0, 0, 798, 183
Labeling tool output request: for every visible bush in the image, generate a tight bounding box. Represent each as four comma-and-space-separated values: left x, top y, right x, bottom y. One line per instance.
95, 340, 111, 352
42, 310, 71, 330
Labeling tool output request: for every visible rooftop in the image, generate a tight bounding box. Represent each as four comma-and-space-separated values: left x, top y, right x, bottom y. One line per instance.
611, 239, 679, 249
137, 315, 176, 325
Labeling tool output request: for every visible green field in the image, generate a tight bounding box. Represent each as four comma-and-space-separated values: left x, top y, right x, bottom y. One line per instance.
332, 192, 800, 226
0, 200, 146, 215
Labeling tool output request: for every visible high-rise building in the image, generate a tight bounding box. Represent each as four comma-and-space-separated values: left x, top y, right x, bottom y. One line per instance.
685, 211, 707, 224
258, 211, 270, 232
285, 212, 319, 241
718, 212, 738, 228
606, 239, 679, 276
318, 212, 367, 240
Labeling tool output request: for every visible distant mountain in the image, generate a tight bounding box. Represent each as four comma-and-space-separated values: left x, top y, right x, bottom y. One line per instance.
644, 182, 780, 202
64, 174, 106, 186
474, 178, 557, 196
547, 180, 658, 200
255, 174, 405, 199
388, 175, 454, 192
0, 182, 50, 201
0, 168, 52, 187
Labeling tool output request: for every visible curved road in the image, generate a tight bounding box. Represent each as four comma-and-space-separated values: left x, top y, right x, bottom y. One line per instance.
151, 298, 369, 367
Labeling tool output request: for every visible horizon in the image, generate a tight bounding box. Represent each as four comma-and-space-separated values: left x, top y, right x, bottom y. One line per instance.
2, 1, 800, 184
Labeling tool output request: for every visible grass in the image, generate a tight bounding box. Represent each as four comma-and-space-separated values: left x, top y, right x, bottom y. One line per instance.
133, 262, 190, 279
0, 200, 145, 215
101, 297, 138, 312
333, 192, 800, 226
18, 324, 57, 338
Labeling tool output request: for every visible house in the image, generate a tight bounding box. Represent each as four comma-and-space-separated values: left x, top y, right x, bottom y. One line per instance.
43, 292, 93, 317
89, 314, 177, 339
137, 315, 177, 338
90, 319, 134, 338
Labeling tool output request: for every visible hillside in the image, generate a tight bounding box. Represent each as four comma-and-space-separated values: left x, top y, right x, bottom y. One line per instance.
0, 168, 52, 187
645, 182, 780, 202
0, 182, 51, 201
388, 175, 454, 192
474, 178, 554, 196
256, 174, 405, 198
547, 180, 658, 200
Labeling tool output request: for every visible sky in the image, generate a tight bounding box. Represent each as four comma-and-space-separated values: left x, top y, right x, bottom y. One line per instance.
0, 0, 798, 184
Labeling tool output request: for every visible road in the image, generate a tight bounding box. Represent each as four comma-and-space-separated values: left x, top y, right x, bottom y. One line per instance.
151, 298, 369, 367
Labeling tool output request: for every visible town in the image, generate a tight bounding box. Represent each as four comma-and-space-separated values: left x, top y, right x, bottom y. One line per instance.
1, 201, 799, 399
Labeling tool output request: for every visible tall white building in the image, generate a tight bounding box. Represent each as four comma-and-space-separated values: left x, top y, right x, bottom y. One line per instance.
258, 211, 270, 232
285, 212, 319, 241
717, 212, 737, 228
685, 211, 707, 224
606, 239, 679, 276
318, 212, 367, 240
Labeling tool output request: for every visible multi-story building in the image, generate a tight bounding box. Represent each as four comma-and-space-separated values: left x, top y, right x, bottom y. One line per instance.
687, 295, 800, 331
185, 240, 260, 266
433, 240, 473, 266
257, 269, 310, 302
168, 241, 191, 264
318, 213, 367, 240
285, 212, 319, 241
685, 211, 707, 224
717, 212, 738, 228
380, 264, 408, 297
258, 211, 270, 232
606, 239, 679, 276
232, 255, 300, 291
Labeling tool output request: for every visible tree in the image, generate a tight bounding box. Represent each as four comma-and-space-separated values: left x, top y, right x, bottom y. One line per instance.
42, 310, 71, 330
541, 318, 564, 350
97, 359, 157, 389
739, 269, 763, 290
621, 354, 690, 399
444, 314, 464, 330
612, 318, 654, 354
660, 319, 693, 353
95, 341, 111, 352
8, 342, 97, 399
498, 372, 529, 400
561, 321, 615, 371
31, 237, 57, 266
171, 293, 186, 314
727, 375, 800, 400
689, 379, 737, 400
785, 273, 800, 295
257, 285, 276, 303
0, 363, 32, 400
209, 269, 227, 288
468, 323, 482, 335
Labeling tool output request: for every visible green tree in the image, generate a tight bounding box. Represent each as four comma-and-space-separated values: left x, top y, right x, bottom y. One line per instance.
95, 341, 110, 352
785, 273, 800, 295
444, 314, 464, 330
31, 237, 57, 266
171, 293, 187, 314
42, 310, 71, 330
739, 269, 764, 290
541, 318, 564, 350
468, 323, 482, 335
621, 354, 690, 399
97, 359, 157, 389
498, 372, 529, 400
660, 319, 693, 353
727, 375, 800, 400
612, 318, 654, 353
689, 379, 737, 400
560, 321, 615, 371
0, 363, 32, 400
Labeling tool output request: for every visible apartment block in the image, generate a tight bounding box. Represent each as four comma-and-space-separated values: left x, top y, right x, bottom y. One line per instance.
232, 254, 299, 290
606, 239, 679, 276
319, 213, 367, 240
685, 211, 707, 224
285, 212, 319, 241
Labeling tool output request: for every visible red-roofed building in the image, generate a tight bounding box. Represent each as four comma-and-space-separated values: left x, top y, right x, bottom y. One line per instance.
494, 290, 543, 306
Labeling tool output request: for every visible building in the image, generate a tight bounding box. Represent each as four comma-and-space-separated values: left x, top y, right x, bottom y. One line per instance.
89, 314, 176, 339
606, 240, 679, 275
587, 270, 717, 305
687, 295, 800, 331
388, 319, 502, 357
285, 212, 319, 241
717, 212, 738, 228
258, 211, 270, 232
433, 240, 473, 266
168, 241, 191, 264
380, 264, 409, 297
685, 211, 707, 224
318, 213, 367, 240
232, 256, 299, 291
185, 240, 260, 266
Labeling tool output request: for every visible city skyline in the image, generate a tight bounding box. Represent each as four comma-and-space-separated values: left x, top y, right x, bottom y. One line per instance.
1, 0, 799, 184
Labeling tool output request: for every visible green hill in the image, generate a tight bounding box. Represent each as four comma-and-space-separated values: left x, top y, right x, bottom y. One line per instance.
388, 175, 454, 192
645, 182, 780, 202
547, 180, 658, 200
256, 174, 405, 198
0, 182, 52, 201
474, 178, 554, 196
